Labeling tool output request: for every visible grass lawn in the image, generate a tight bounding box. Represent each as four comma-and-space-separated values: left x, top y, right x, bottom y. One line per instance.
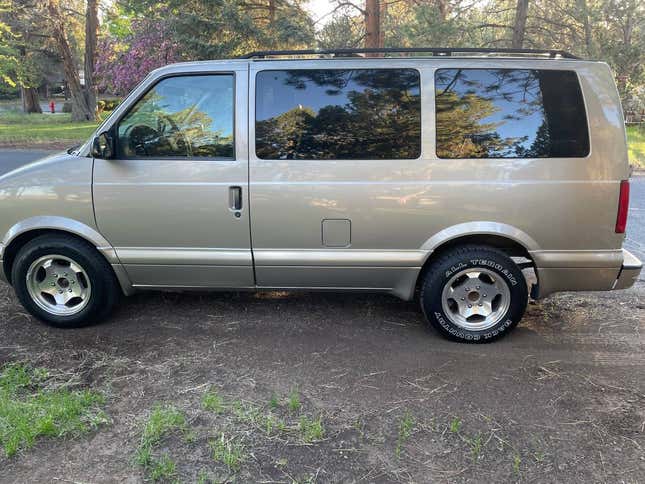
0, 363, 107, 457
0, 112, 101, 147
627, 125, 645, 168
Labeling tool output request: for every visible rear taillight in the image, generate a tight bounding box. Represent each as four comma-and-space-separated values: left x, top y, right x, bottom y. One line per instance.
615, 180, 630, 234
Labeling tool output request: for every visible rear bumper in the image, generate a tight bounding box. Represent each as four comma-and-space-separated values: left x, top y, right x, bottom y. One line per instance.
0, 242, 6, 284
613, 249, 642, 290
532, 249, 641, 298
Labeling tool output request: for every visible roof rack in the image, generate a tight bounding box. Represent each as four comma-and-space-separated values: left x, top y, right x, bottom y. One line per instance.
241, 47, 581, 60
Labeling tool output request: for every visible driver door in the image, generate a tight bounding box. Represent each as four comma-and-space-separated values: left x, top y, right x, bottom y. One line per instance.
93, 69, 254, 288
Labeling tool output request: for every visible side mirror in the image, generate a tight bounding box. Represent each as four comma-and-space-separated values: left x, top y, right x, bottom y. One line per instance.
91, 132, 114, 159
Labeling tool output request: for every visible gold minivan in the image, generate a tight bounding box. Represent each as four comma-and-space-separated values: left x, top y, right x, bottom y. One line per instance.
0, 47, 641, 342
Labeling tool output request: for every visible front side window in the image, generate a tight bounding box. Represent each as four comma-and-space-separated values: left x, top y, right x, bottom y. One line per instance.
435, 69, 589, 159
255, 69, 421, 160
117, 74, 234, 158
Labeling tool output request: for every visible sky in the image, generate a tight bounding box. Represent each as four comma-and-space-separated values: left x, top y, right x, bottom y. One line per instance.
304, 0, 337, 28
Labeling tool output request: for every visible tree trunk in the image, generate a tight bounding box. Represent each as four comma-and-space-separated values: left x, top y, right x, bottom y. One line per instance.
436, 0, 448, 21
47, 0, 93, 121
576, 0, 593, 57
21, 87, 42, 113
511, 0, 529, 48
365, 0, 381, 56
378, 0, 386, 48
84, 0, 99, 121
268, 0, 276, 24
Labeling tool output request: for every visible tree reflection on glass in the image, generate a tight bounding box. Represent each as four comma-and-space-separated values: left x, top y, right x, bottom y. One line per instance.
118, 75, 234, 158
435, 68, 589, 159
256, 69, 421, 160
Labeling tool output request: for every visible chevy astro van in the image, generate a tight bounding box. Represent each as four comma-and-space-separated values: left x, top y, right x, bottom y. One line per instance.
0, 47, 641, 342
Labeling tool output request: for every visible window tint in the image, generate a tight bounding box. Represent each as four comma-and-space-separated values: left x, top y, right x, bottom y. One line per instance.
435, 69, 589, 158
255, 69, 421, 160
118, 75, 234, 159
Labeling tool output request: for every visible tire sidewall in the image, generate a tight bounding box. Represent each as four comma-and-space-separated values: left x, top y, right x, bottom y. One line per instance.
421, 248, 528, 343
12, 237, 115, 328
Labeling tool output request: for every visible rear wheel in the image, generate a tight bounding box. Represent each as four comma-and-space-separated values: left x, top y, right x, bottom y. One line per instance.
11, 234, 120, 328
420, 245, 528, 343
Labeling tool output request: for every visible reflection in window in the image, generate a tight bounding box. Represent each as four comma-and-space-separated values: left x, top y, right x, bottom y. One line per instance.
435, 69, 589, 159
255, 69, 421, 160
118, 75, 234, 158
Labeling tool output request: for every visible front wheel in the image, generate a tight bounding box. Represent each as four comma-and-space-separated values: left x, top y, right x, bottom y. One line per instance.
420, 246, 528, 343
11, 234, 120, 328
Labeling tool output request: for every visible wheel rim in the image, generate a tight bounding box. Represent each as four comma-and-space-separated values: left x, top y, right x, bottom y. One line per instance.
440, 268, 511, 331
26, 255, 92, 316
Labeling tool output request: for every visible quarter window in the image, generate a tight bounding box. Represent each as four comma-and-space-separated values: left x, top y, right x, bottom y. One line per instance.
117, 74, 234, 159
435, 69, 589, 158
255, 69, 421, 160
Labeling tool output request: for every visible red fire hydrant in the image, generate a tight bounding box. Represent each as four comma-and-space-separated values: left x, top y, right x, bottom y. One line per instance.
49, 100, 55, 113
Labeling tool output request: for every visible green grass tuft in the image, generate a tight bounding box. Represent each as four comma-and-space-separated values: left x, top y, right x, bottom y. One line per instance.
449, 416, 462, 433
288, 388, 301, 413
210, 432, 245, 472
0, 363, 107, 457
135, 404, 186, 480
202, 388, 225, 414
149, 453, 177, 481
298, 415, 324, 442
395, 412, 415, 458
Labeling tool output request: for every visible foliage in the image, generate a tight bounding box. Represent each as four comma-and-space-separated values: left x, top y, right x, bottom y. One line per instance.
627, 125, 645, 168
0, 0, 18, 88
95, 18, 179, 95
0, 362, 107, 457
95, 0, 315, 95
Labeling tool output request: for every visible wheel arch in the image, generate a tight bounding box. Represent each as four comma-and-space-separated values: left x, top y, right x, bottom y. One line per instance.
412, 223, 538, 299
1, 217, 132, 294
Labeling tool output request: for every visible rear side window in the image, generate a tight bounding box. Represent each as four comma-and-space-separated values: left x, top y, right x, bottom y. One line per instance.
255, 69, 421, 160
435, 69, 589, 159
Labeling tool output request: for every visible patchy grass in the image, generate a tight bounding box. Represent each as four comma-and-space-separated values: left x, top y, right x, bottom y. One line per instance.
298, 415, 325, 443
449, 416, 462, 433
201, 388, 225, 414
0, 111, 104, 146
288, 388, 301, 413
135, 404, 186, 480
395, 412, 415, 458
627, 125, 645, 168
210, 433, 245, 472
0, 362, 107, 457
149, 453, 177, 482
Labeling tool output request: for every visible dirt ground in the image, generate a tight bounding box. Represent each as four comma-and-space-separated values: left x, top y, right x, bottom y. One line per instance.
0, 278, 644, 483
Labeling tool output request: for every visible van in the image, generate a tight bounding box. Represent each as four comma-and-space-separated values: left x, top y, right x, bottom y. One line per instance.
0, 47, 641, 342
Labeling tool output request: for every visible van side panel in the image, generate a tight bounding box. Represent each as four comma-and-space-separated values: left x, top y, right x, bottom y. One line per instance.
247, 59, 629, 299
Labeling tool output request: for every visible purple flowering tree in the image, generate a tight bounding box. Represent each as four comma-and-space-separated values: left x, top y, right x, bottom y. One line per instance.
96, 19, 179, 96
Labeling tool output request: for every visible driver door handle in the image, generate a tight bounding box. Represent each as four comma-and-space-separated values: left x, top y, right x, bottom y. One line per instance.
229, 186, 242, 211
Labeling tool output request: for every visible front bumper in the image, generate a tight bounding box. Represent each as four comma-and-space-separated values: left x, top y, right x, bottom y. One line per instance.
613, 249, 642, 290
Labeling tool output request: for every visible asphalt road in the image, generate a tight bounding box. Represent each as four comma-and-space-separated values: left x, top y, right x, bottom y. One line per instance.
0, 149, 643, 262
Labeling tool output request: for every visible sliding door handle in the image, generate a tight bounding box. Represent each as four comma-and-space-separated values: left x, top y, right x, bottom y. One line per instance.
229, 186, 242, 211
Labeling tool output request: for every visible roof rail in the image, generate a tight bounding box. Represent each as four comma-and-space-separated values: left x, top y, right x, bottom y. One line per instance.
241, 47, 581, 60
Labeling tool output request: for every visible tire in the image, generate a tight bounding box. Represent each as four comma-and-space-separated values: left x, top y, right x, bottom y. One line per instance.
11, 234, 120, 328
420, 245, 528, 343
